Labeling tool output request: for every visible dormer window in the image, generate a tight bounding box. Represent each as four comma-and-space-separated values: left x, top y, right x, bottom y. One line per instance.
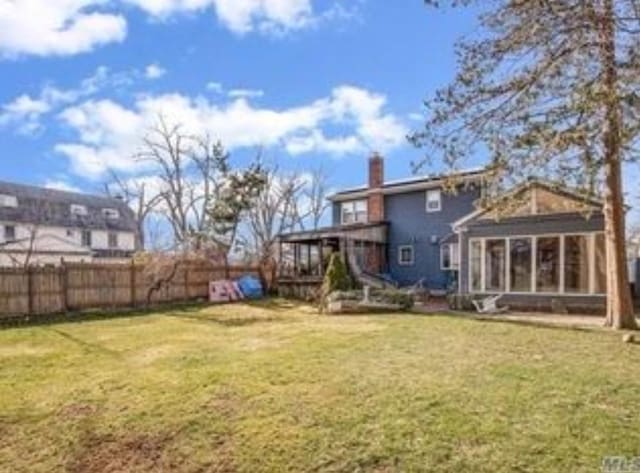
70, 204, 88, 216
0, 194, 18, 208
102, 208, 120, 219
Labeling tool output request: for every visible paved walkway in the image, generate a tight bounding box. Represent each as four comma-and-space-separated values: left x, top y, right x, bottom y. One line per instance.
413, 301, 640, 331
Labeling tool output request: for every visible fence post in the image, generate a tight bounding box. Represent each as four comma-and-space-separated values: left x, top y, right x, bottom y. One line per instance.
27, 266, 34, 315
184, 263, 190, 301
60, 260, 68, 312
130, 261, 136, 307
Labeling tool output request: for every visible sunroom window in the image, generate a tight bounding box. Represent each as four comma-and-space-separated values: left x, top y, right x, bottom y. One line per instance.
441, 243, 459, 270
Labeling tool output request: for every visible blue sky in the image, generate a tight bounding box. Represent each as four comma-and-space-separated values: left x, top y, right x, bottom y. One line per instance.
0, 1, 483, 195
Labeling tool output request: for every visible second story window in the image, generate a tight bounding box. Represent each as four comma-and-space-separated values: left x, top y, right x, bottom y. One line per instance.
71, 204, 88, 216
81, 230, 92, 247
0, 194, 18, 208
108, 232, 118, 249
426, 189, 442, 213
341, 200, 368, 224
4, 225, 16, 242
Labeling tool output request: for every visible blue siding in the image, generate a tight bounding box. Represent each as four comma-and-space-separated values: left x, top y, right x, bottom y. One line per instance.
385, 187, 480, 288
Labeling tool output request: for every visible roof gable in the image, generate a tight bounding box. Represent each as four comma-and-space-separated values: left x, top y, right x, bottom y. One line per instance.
453, 180, 602, 229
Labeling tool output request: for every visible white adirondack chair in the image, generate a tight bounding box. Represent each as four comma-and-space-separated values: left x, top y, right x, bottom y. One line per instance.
472, 295, 509, 314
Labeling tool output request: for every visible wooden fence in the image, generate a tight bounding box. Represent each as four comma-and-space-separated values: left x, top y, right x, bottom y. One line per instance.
0, 262, 263, 319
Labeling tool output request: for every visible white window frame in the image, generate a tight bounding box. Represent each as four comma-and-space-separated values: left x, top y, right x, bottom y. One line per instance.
341, 199, 368, 225
440, 242, 459, 270
81, 230, 92, 247
0, 194, 18, 208
398, 245, 415, 266
426, 189, 442, 213
108, 232, 119, 249
102, 208, 120, 219
70, 204, 88, 216
4, 225, 16, 242
468, 232, 605, 296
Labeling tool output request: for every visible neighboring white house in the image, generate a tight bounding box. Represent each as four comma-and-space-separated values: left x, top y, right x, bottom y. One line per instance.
0, 181, 138, 267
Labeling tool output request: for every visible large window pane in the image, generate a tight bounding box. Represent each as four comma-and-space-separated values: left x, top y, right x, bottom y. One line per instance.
594, 233, 607, 293
510, 238, 532, 292
565, 235, 590, 293
485, 239, 506, 291
536, 237, 560, 292
470, 240, 482, 291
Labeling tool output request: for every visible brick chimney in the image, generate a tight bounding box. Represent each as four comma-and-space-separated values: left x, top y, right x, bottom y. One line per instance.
368, 152, 384, 222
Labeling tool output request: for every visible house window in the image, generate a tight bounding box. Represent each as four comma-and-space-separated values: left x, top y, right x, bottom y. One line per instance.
108, 232, 118, 249
441, 243, 459, 270
536, 237, 560, 292
81, 230, 92, 247
398, 245, 414, 265
564, 235, 590, 294
470, 240, 483, 291
0, 194, 18, 208
470, 233, 605, 295
509, 238, 532, 292
426, 189, 441, 212
485, 239, 506, 291
66, 229, 74, 238
102, 208, 120, 219
4, 225, 16, 242
341, 200, 368, 224
71, 204, 88, 216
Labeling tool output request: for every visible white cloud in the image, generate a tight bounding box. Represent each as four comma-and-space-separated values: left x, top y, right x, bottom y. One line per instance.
44, 179, 82, 193
206, 81, 224, 93
227, 88, 264, 99
0, 0, 127, 58
0, 1, 356, 58
145, 63, 166, 79
55, 85, 408, 179
0, 66, 122, 135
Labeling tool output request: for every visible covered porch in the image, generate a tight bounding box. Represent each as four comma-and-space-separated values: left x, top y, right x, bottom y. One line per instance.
277, 222, 389, 299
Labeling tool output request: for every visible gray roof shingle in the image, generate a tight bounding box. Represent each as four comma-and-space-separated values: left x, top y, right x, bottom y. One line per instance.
0, 181, 137, 233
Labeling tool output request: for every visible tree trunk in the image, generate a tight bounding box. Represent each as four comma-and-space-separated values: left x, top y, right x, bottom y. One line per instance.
598, 0, 636, 329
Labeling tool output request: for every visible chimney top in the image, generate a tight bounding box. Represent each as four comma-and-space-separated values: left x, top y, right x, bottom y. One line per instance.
368, 152, 384, 189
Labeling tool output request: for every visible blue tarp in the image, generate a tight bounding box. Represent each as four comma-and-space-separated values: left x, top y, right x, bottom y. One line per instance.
237, 275, 263, 299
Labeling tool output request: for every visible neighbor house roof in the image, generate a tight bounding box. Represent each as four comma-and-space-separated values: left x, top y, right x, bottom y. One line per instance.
0, 181, 137, 233
327, 167, 487, 202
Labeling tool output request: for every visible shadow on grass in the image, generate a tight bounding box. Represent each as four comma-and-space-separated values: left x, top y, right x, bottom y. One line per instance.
0, 301, 210, 330
0, 298, 307, 331
47, 327, 122, 357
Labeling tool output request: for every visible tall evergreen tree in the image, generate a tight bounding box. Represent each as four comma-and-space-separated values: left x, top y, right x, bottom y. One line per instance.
412, 0, 640, 329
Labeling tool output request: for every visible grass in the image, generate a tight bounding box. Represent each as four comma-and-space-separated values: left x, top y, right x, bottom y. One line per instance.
1, 299, 639, 472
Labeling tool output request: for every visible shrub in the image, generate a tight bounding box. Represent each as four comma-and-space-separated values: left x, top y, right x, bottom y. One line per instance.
372, 289, 415, 310
320, 253, 352, 312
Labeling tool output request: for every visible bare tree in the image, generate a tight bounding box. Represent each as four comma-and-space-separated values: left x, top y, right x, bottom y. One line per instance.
413, 0, 640, 329
246, 166, 307, 287
303, 166, 331, 230
0, 223, 40, 269
104, 171, 162, 250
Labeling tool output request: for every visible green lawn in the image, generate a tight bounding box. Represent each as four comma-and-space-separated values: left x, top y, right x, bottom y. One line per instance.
1, 300, 639, 472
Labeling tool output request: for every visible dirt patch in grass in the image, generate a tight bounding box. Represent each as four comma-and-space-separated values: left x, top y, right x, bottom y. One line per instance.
58, 403, 99, 420
68, 433, 174, 473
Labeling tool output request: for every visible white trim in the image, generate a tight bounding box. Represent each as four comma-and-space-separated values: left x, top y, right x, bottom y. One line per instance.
440, 242, 459, 270
426, 189, 442, 213
398, 245, 414, 266
467, 231, 605, 296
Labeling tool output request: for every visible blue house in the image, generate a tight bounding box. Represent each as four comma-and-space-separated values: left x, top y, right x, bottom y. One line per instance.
278, 154, 608, 312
